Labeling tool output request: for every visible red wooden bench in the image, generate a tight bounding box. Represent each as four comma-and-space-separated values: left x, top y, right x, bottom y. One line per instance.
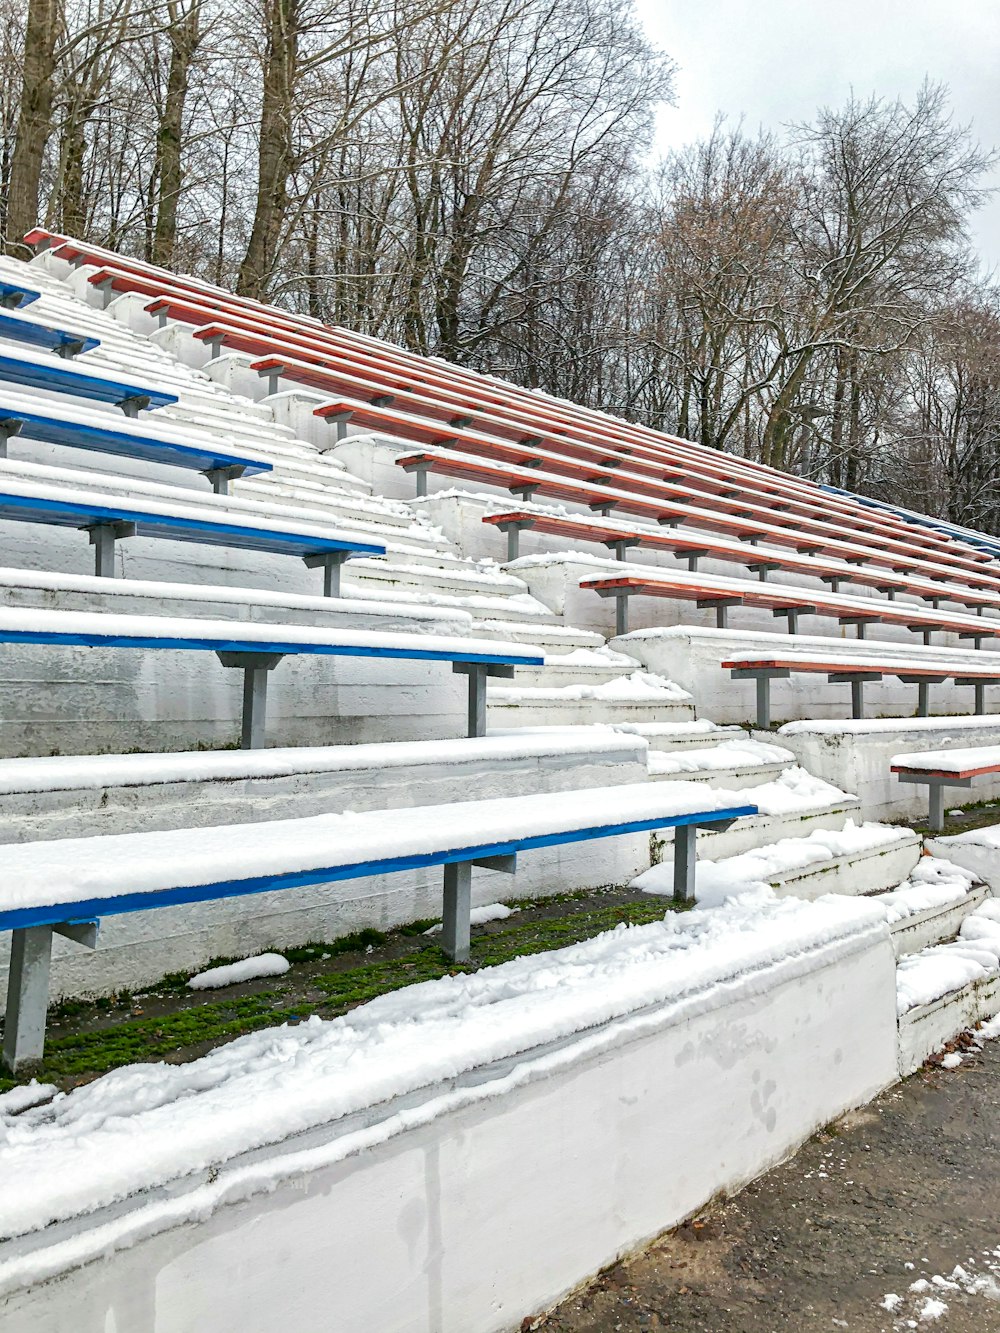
891, 747, 1000, 829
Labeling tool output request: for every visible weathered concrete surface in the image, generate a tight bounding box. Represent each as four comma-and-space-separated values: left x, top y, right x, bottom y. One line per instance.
540, 1035, 1000, 1333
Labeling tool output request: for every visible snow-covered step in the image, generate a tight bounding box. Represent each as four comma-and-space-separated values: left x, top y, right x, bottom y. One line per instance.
344, 558, 531, 600
469, 619, 604, 652
608, 719, 746, 751
635, 821, 921, 904
487, 672, 696, 728
896, 895, 1000, 1074
663, 767, 861, 859
234, 477, 417, 528
646, 738, 795, 791
511, 647, 643, 689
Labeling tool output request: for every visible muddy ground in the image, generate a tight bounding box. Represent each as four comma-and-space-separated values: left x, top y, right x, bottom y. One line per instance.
540, 1035, 1000, 1332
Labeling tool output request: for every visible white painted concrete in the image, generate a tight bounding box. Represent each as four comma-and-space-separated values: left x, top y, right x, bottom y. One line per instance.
897, 972, 1000, 1075
779, 718, 1000, 821
0, 918, 898, 1333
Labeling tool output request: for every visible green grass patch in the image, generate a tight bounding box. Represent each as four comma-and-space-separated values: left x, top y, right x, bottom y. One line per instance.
18, 894, 682, 1087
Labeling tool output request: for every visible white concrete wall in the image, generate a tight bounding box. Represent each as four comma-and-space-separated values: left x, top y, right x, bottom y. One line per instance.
777, 717, 1000, 820
0, 921, 898, 1333
0, 736, 651, 999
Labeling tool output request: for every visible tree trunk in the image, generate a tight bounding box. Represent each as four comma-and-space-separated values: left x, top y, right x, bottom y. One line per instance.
237, 0, 298, 299
6, 0, 61, 253
152, 0, 200, 269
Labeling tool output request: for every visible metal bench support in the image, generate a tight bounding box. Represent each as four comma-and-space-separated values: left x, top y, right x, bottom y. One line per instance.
498, 518, 533, 562
303, 550, 350, 598
440, 853, 517, 962
204, 465, 247, 496
896, 772, 974, 832
2, 919, 98, 1072
87, 520, 137, 577
729, 666, 790, 729
452, 662, 515, 737
217, 652, 285, 748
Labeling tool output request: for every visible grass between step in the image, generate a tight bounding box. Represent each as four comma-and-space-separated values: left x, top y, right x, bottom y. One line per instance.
0, 889, 682, 1093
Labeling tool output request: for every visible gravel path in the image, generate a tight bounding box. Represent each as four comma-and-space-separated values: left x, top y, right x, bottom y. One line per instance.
539, 1035, 1000, 1332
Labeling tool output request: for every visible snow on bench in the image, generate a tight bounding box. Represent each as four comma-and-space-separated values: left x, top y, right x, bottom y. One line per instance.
481, 506, 1000, 615
585, 566, 1000, 642
723, 654, 1000, 729
0, 343, 176, 415
0, 603, 540, 747
0, 472, 383, 588
0, 782, 756, 1069
0, 305, 99, 359
0, 386, 272, 492
399, 449, 994, 586
891, 745, 1000, 829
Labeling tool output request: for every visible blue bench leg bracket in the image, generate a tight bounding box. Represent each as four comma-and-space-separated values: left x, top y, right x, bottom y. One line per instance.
3, 925, 54, 1072
217, 652, 285, 748
442, 862, 472, 962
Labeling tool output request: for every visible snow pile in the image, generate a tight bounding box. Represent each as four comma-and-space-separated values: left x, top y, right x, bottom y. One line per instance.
880, 1255, 1000, 1326
424, 903, 514, 934
545, 645, 641, 669
646, 739, 794, 776
633, 820, 913, 906
896, 899, 1000, 1015
0, 890, 883, 1241
187, 954, 290, 991
875, 858, 979, 924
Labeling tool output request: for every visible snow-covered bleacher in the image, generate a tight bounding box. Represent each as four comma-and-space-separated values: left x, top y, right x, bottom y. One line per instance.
1, 228, 1000, 1331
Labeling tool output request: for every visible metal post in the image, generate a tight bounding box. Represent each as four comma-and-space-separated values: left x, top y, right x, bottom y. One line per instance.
415, 467, 428, 498
975, 682, 986, 714
856, 622, 867, 640
928, 783, 945, 832
917, 682, 930, 717
205, 466, 244, 496
118, 395, 150, 419
687, 553, 700, 572
922, 629, 933, 646
55, 339, 86, 360
612, 541, 630, 562
616, 594, 629, 637
3, 926, 54, 1072
715, 604, 728, 629
467, 664, 487, 738
851, 679, 865, 719
441, 861, 472, 962
673, 824, 697, 904
785, 610, 799, 634
89, 525, 117, 577
506, 525, 520, 562
756, 675, 771, 730
216, 652, 284, 749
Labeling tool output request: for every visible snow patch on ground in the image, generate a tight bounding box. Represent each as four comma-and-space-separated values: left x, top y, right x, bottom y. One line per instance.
424, 903, 515, 934
187, 954, 290, 990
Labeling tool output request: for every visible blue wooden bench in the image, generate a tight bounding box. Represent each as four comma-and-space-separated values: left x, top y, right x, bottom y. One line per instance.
0, 782, 756, 1069
0, 602, 542, 745
0, 306, 99, 358
0, 280, 39, 309
0, 394, 272, 492
0, 346, 177, 415
0, 479, 384, 589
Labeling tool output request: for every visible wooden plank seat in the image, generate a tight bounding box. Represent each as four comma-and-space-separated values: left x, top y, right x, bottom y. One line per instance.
582, 569, 1000, 644
0, 343, 177, 415
398, 448, 1000, 589
0, 388, 273, 492
0, 279, 39, 309
33, 232, 998, 567
0, 781, 755, 1069
480, 507, 1000, 614
0, 306, 99, 358
0, 602, 540, 750
891, 746, 1000, 830
721, 655, 1000, 728
0, 474, 384, 589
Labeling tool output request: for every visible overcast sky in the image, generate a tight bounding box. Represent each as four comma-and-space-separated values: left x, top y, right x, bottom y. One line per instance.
634, 0, 1000, 271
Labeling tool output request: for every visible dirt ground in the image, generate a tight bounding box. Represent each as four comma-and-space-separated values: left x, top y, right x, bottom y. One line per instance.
539, 1035, 1000, 1333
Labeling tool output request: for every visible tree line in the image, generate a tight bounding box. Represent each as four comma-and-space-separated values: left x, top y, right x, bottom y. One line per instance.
1, 0, 998, 530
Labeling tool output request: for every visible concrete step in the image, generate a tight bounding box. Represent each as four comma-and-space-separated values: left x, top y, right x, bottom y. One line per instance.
344, 559, 530, 600
637, 821, 922, 904
512, 648, 643, 689
655, 767, 862, 859
488, 672, 696, 729
888, 884, 990, 957
234, 477, 415, 528
607, 719, 746, 751
646, 738, 795, 791
469, 619, 604, 652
